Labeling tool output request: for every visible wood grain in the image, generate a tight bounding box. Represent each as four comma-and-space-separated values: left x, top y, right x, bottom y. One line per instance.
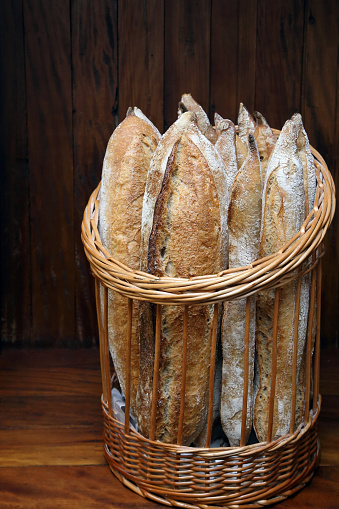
0, 347, 338, 507
0, 466, 164, 508
0, 429, 105, 467
0, 348, 102, 397
1, 466, 337, 508
0, 0, 338, 348
301, 0, 339, 346
72, 0, 118, 346
210, 0, 257, 123
210, 0, 239, 121
0, 395, 102, 429
255, 0, 305, 127
0, 0, 31, 345
118, 0, 164, 131
164, 0, 211, 129
237, 0, 257, 114
24, 0, 75, 345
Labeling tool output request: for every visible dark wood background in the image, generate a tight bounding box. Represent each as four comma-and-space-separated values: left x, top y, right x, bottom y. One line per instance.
0, 0, 338, 348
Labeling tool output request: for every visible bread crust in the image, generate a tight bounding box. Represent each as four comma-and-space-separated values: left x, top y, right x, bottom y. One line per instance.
179, 93, 218, 144
253, 111, 277, 182
137, 129, 228, 444
238, 103, 256, 145
141, 111, 197, 271
99, 113, 160, 415
221, 134, 262, 446
215, 117, 239, 196
254, 118, 308, 441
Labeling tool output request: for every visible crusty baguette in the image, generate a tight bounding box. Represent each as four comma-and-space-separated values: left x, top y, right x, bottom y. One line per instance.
140, 111, 197, 271
292, 113, 317, 216
98, 110, 160, 415
253, 111, 277, 182
220, 134, 262, 446
137, 123, 228, 445
237, 103, 256, 145
214, 116, 239, 196
292, 113, 317, 421
254, 117, 309, 441
235, 134, 249, 169
179, 93, 218, 144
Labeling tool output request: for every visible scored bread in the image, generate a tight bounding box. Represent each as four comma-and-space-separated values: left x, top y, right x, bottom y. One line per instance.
98, 109, 160, 416
220, 134, 262, 446
137, 122, 228, 444
254, 117, 309, 441
141, 111, 197, 271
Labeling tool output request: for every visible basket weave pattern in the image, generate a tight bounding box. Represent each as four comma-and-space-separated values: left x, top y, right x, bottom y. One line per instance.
81, 135, 335, 508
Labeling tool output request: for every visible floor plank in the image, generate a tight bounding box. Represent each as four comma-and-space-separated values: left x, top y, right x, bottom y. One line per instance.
0, 465, 338, 509
0, 465, 161, 508
0, 348, 102, 396
0, 347, 338, 507
0, 428, 105, 467
0, 395, 102, 429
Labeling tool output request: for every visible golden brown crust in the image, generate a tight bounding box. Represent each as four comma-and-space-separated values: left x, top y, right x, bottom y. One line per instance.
235, 135, 248, 169
137, 134, 225, 444
221, 134, 262, 446
254, 119, 308, 441
238, 103, 256, 144
99, 113, 160, 415
253, 111, 277, 182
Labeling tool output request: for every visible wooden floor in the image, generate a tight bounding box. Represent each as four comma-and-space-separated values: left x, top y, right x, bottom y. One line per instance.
0, 347, 338, 508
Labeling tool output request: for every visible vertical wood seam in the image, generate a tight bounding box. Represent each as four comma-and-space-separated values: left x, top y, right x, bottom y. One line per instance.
70, 0, 76, 344
21, 0, 32, 344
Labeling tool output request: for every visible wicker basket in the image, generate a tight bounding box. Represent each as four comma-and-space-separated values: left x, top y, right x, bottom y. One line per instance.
81, 132, 335, 508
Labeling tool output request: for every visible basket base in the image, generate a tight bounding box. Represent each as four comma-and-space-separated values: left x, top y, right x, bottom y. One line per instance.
106, 448, 319, 508
102, 395, 321, 508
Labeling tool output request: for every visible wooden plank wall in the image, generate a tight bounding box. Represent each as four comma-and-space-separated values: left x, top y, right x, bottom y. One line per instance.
0, 0, 338, 347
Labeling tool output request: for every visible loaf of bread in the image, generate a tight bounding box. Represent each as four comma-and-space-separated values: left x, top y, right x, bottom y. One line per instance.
215, 111, 247, 169
214, 116, 238, 196
254, 116, 310, 441
220, 134, 262, 446
293, 113, 317, 419
238, 103, 256, 145
293, 113, 317, 217
137, 119, 228, 444
98, 108, 160, 415
178, 93, 218, 144
97, 96, 318, 448
253, 111, 277, 182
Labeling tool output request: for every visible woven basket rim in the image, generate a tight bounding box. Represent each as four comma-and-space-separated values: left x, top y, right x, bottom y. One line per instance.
81, 130, 336, 304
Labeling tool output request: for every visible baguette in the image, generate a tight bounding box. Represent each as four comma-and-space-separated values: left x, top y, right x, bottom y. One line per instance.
254, 117, 308, 441
140, 111, 197, 270
179, 93, 218, 144
237, 103, 256, 145
253, 111, 277, 182
98, 109, 160, 415
292, 113, 317, 422
220, 134, 262, 446
214, 116, 238, 196
137, 122, 228, 444
215, 112, 247, 170
292, 113, 317, 216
